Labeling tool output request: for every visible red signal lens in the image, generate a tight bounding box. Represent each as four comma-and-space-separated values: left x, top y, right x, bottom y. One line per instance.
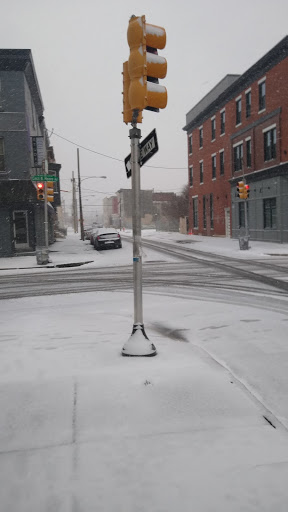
37, 182, 44, 189
245, 185, 250, 190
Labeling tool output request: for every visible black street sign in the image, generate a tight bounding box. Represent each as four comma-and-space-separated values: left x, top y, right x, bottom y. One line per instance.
140, 128, 158, 166
125, 154, 132, 179
125, 128, 158, 178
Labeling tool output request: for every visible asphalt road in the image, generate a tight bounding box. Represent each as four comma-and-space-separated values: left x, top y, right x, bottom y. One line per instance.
1, 239, 288, 315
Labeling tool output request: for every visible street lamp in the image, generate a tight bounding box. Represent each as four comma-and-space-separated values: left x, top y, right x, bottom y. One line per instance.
77, 147, 107, 240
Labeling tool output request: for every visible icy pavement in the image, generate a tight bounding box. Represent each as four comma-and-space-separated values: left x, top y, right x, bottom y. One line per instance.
1, 291, 288, 511
1, 228, 288, 272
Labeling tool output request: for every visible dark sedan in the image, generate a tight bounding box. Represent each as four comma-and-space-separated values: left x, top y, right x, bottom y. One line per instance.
94, 228, 122, 250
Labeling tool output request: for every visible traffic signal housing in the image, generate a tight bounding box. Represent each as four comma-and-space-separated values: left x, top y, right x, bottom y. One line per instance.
127, 15, 167, 113
237, 181, 246, 199
46, 181, 54, 202
245, 184, 250, 199
122, 61, 143, 124
37, 182, 44, 200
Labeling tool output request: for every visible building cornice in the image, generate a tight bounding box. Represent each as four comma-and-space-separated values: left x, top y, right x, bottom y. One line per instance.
183, 36, 288, 133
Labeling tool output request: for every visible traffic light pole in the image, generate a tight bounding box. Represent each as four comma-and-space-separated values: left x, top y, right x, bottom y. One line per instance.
122, 113, 157, 357
44, 160, 49, 250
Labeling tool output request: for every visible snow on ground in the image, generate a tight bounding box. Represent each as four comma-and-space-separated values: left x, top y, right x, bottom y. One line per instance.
138, 229, 288, 259
0, 229, 178, 275
1, 290, 288, 511
1, 228, 288, 274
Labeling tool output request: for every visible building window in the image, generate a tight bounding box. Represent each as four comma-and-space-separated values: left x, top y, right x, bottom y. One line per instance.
212, 155, 216, 179
211, 117, 216, 141
236, 97, 242, 125
259, 80, 266, 111
264, 198, 276, 229
0, 138, 4, 173
193, 197, 198, 229
200, 161, 203, 183
203, 196, 207, 229
189, 165, 193, 187
210, 193, 214, 229
199, 127, 203, 148
220, 150, 224, 175
246, 90, 251, 118
220, 110, 225, 135
246, 139, 252, 167
233, 143, 243, 172
264, 127, 276, 161
188, 134, 192, 155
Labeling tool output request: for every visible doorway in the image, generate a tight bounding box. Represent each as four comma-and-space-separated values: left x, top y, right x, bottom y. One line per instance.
13, 210, 30, 250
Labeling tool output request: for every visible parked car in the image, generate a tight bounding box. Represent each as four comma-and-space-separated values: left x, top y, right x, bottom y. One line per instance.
94, 228, 122, 250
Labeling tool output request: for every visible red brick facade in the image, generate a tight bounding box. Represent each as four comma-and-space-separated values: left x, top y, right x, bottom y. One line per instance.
184, 38, 288, 238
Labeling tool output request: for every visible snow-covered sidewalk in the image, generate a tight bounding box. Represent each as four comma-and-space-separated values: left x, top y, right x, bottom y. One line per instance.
1, 291, 288, 511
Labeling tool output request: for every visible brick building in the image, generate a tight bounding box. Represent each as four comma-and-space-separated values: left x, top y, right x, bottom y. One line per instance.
183, 36, 288, 243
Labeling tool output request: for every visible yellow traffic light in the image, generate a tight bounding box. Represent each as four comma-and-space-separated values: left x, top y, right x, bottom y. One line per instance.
127, 15, 167, 112
37, 182, 44, 200
46, 181, 54, 202
122, 61, 142, 124
237, 181, 246, 199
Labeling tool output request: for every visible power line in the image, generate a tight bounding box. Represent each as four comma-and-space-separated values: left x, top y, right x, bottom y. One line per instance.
48, 128, 187, 170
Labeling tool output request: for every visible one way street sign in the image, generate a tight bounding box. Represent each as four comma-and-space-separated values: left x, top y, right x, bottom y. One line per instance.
125, 128, 158, 178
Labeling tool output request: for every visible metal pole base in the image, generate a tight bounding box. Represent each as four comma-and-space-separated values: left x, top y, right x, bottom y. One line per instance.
122, 323, 157, 357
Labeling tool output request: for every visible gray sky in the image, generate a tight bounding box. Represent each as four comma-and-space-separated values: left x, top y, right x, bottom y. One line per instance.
2, 0, 288, 220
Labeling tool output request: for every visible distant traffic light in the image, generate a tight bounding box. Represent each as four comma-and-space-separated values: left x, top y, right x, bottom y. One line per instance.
127, 15, 167, 113
245, 184, 250, 199
37, 182, 44, 200
237, 181, 246, 199
46, 181, 54, 202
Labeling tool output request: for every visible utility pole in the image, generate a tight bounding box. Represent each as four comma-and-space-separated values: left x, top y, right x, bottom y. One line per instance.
77, 148, 85, 240
72, 172, 78, 233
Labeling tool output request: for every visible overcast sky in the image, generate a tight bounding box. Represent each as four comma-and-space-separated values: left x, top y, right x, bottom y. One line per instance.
2, 0, 288, 220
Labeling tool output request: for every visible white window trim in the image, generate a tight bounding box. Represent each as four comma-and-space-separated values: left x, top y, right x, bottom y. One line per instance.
199, 159, 203, 163
258, 76, 266, 85
245, 136, 251, 141
211, 152, 217, 157
233, 140, 243, 148
192, 195, 198, 199
235, 94, 242, 102
236, 123, 242, 128
211, 115, 215, 121
219, 148, 224, 153
262, 124, 276, 134
245, 87, 251, 94
199, 125, 203, 130
220, 107, 225, 113
258, 109, 266, 114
